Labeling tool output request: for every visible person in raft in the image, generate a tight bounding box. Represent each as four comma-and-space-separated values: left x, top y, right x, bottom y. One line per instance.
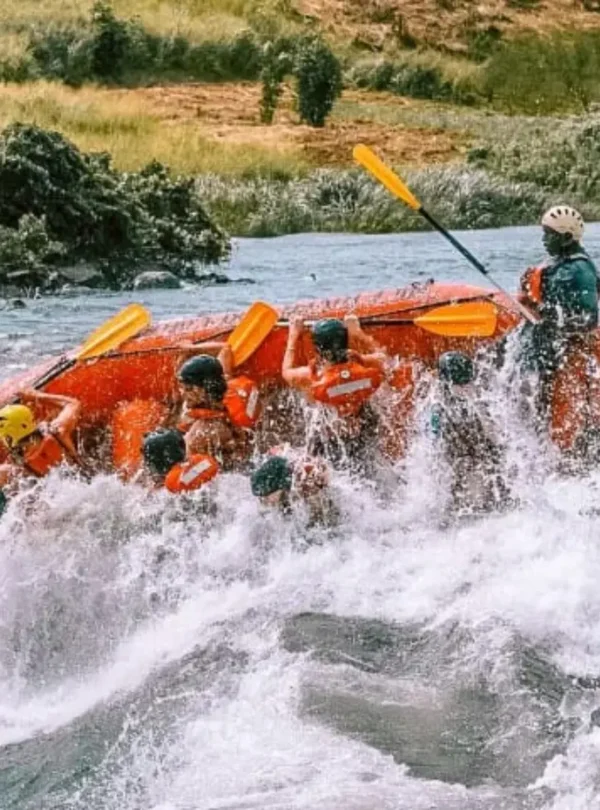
0, 389, 82, 486
142, 428, 219, 493
175, 344, 260, 470
430, 352, 513, 516
250, 452, 337, 528
517, 206, 600, 462
281, 314, 387, 471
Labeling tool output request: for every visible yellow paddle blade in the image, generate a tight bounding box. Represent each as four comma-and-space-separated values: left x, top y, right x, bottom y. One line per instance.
414, 301, 498, 337
228, 301, 279, 367
76, 303, 151, 360
353, 144, 422, 211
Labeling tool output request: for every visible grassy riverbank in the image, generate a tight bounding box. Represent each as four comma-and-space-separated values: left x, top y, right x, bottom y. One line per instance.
1, 1, 600, 254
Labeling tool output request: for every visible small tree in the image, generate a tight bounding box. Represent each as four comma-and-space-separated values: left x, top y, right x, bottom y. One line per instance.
260, 43, 292, 124
294, 38, 342, 128
91, 1, 130, 81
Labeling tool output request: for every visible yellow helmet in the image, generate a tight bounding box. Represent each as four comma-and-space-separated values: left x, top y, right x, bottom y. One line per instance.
0, 404, 36, 447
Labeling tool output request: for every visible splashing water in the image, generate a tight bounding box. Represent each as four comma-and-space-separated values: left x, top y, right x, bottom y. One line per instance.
2, 229, 600, 810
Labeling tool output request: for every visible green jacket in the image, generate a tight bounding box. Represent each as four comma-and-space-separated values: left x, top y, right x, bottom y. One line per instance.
520, 250, 599, 374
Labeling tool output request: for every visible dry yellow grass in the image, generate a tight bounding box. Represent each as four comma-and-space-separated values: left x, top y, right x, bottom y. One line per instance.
0, 81, 308, 176
0, 0, 261, 43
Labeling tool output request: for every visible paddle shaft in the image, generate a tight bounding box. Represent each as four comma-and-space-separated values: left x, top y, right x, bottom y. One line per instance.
418, 207, 537, 324
278, 314, 479, 328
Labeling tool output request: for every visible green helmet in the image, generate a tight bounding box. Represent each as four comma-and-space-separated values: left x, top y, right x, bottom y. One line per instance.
251, 456, 293, 497
177, 355, 227, 399
311, 319, 348, 362
143, 429, 186, 477
438, 352, 475, 386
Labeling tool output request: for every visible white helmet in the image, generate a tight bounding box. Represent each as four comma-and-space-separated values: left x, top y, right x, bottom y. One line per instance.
541, 205, 584, 242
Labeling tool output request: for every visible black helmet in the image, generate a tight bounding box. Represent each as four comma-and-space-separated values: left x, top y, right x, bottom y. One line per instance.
143, 429, 186, 477
177, 355, 227, 400
251, 456, 293, 497
311, 319, 348, 362
0, 489, 7, 518
438, 352, 475, 386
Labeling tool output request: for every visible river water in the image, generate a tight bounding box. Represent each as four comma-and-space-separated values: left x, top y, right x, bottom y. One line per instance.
1, 225, 600, 810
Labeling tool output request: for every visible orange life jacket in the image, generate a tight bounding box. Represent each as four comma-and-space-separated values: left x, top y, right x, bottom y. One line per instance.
520, 254, 593, 307
22, 431, 69, 477
311, 361, 383, 416
178, 376, 261, 433
164, 453, 220, 493
520, 265, 544, 306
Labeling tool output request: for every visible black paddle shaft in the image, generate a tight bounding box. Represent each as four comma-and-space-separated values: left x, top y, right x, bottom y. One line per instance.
419, 207, 537, 323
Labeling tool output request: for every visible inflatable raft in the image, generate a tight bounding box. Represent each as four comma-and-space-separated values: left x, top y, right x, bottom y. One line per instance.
0, 282, 521, 472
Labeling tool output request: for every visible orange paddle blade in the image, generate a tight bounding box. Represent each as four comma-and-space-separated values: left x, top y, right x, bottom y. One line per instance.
353, 144, 421, 211
77, 303, 151, 360
228, 301, 279, 367
414, 301, 498, 337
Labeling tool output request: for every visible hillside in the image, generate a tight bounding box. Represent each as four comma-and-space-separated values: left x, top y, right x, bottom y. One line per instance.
298, 0, 600, 52
2, 0, 600, 59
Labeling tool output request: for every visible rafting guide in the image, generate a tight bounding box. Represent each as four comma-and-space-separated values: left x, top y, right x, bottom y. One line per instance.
517, 205, 600, 463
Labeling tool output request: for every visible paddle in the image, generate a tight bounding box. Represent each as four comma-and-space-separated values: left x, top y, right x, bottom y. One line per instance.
227, 301, 279, 368
221, 299, 498, 366
27, 303, 151, 392
352, 144, 538, 324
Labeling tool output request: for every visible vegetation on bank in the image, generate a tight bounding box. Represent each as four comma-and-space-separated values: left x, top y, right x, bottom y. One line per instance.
0, 123, 229, 291
3, 1, 600, 116
1, 0, 600, 288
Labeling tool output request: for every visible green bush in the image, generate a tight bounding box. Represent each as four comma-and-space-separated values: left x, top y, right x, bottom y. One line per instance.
0, 215, 66, 286
483, 31, 600, 113
465, 25, 502, 63
25, 2, 265, 86
0, 124, 230, 289
295, 37, 343, 127
346, 57, 480, 104
260, 42, 293, 123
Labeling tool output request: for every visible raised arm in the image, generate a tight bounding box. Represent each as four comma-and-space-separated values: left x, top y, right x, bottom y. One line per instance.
18, 389, 80, 455
345, 315, 387, 368
282, 317, 313, 390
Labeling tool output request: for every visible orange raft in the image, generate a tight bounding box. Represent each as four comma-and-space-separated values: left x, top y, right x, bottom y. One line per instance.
0, 282, 520, 469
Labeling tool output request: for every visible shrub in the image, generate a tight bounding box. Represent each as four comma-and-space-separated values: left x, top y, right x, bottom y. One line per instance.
260, 43, 293, 123
465, 25, 503, 63
472, 116, 600, 209
25, 3, 265, 86
197, 165, 549, 237
0, 215, 65, 286
483, 31, 600, 113
345, 56, 480, 104
0, 124, 229, 288
295, 37, 343, 128
90, 1, 130, 80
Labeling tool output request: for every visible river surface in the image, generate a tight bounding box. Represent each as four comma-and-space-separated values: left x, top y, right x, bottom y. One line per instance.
1, 225, 600, 810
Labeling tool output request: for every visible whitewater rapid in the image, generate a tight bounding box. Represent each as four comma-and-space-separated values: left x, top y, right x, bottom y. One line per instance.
2, 228, 600, 810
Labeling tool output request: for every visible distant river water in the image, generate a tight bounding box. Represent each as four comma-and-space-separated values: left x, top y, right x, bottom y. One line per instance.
2, 226, 600, 810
